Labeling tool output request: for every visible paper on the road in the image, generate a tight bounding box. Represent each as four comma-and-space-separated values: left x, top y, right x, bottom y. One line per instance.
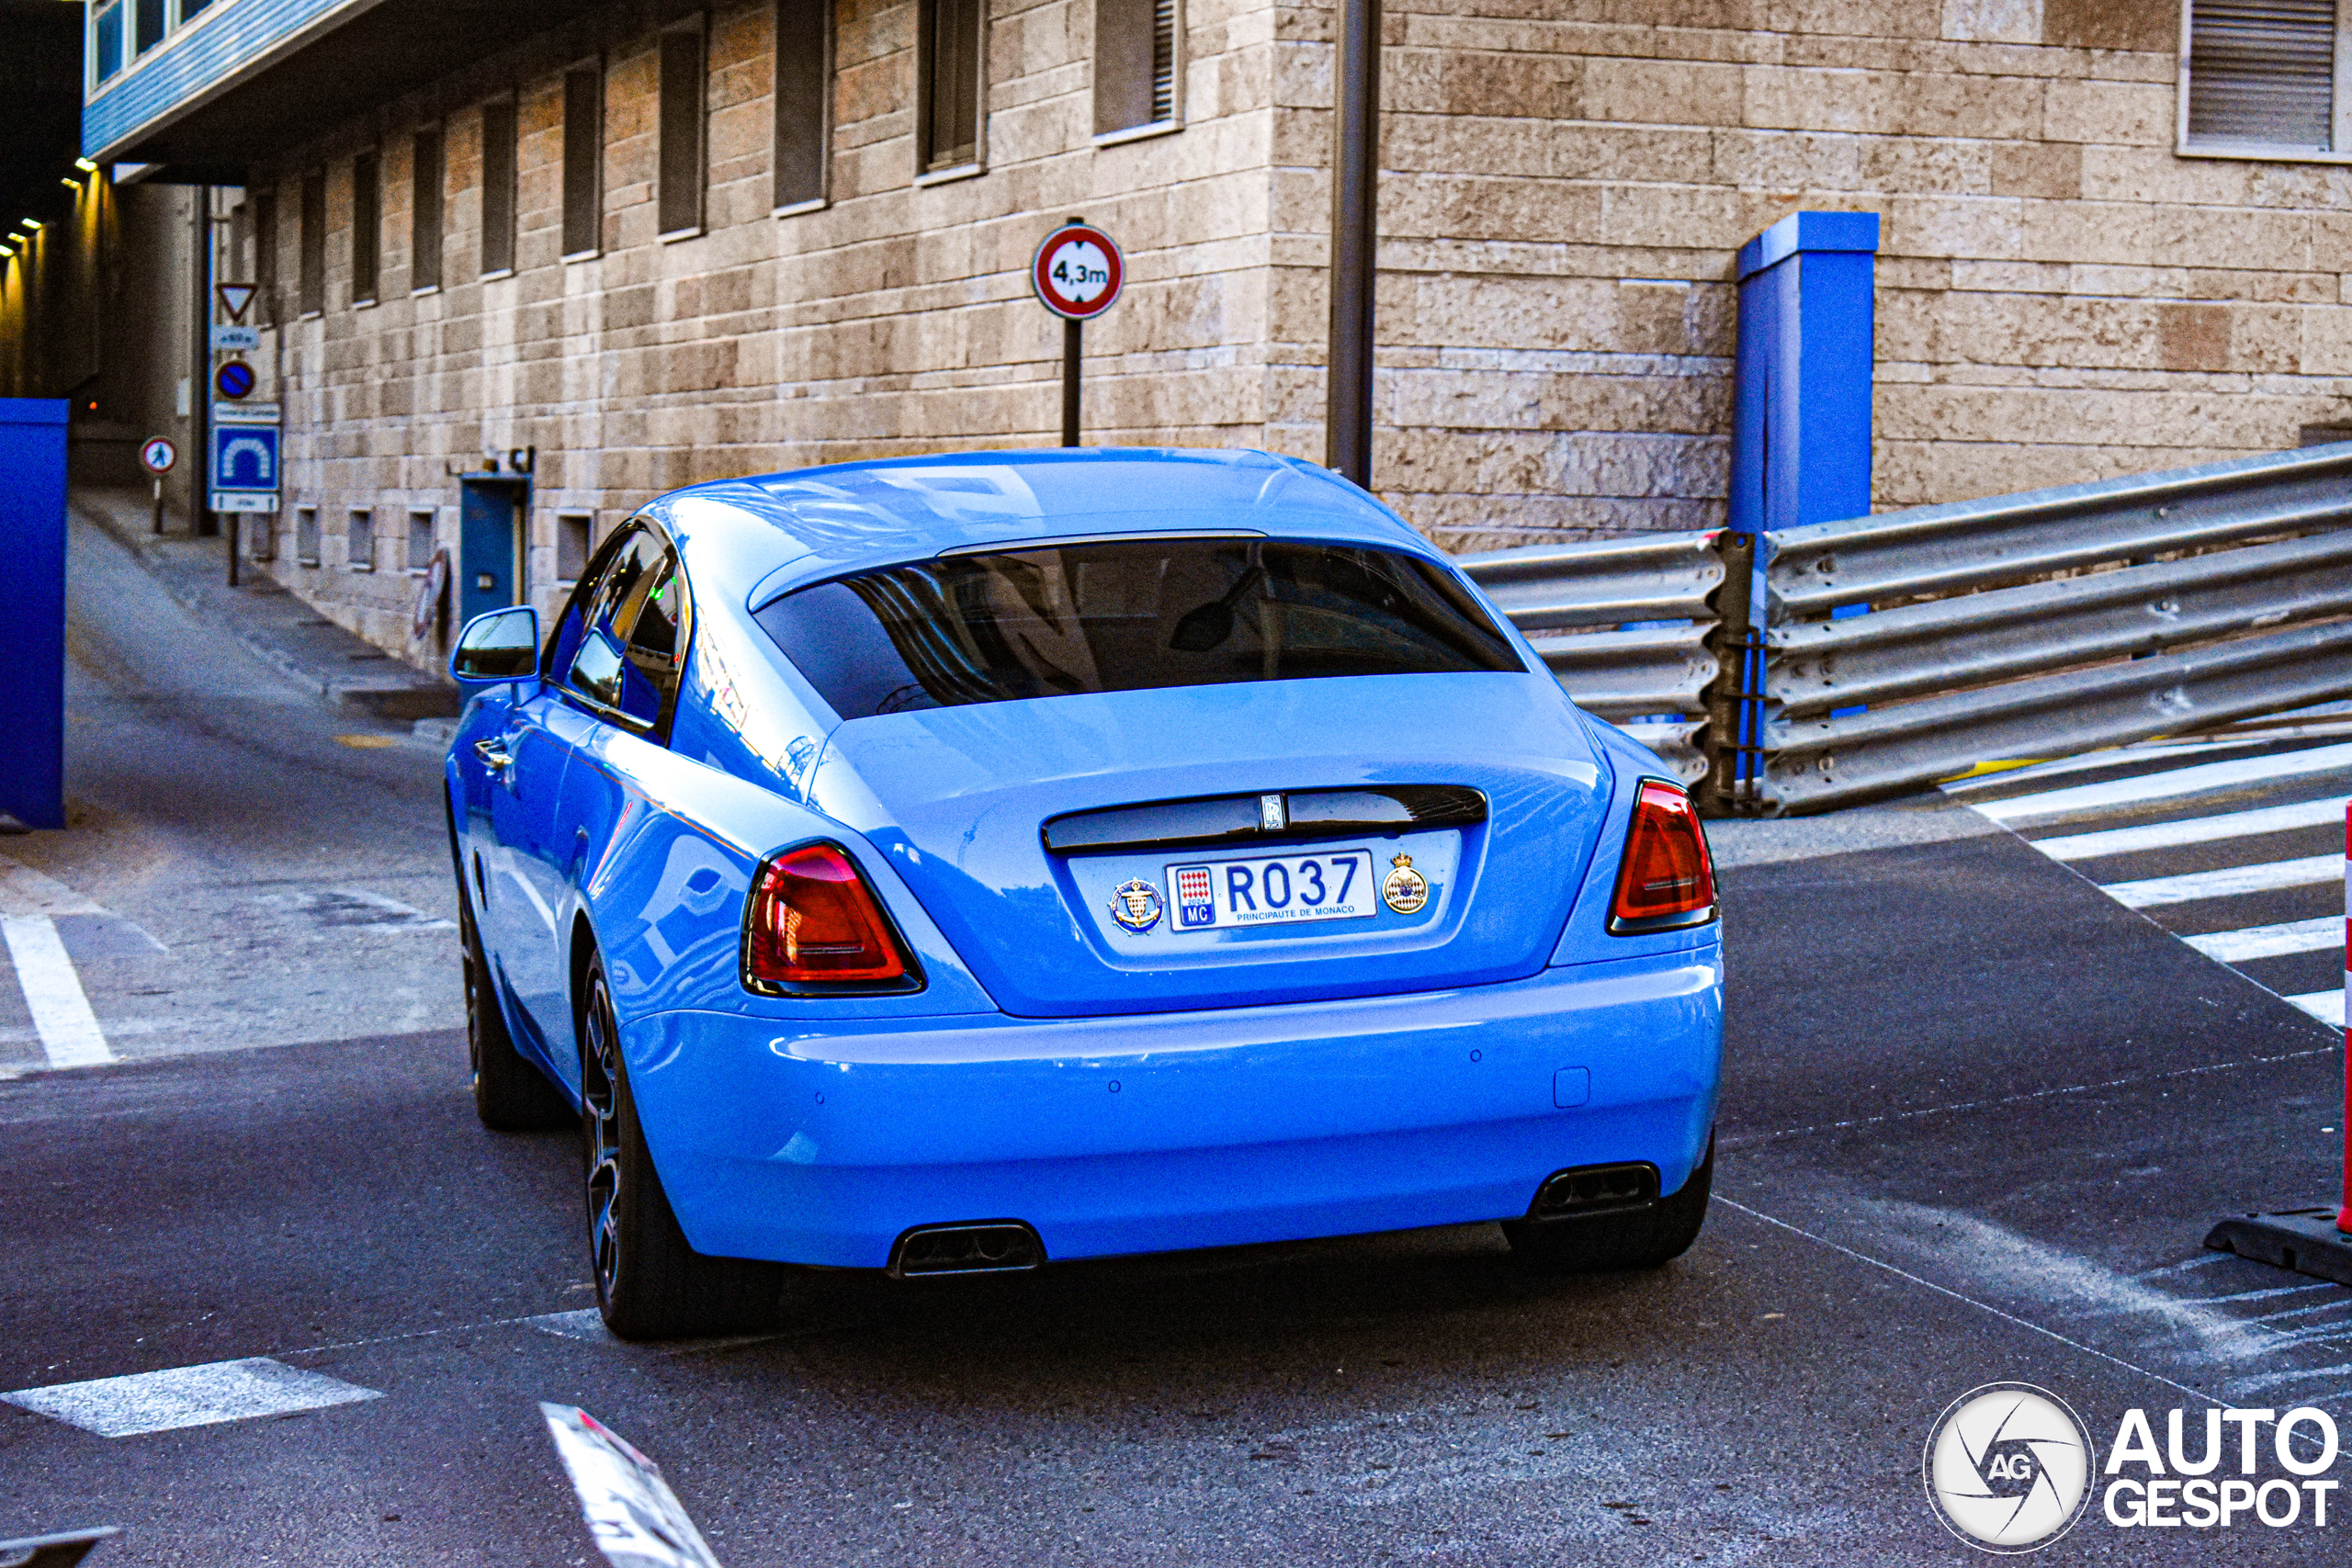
541, 1403, 724, 1568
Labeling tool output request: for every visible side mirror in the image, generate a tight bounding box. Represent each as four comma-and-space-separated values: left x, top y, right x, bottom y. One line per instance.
451, 605, 541, 685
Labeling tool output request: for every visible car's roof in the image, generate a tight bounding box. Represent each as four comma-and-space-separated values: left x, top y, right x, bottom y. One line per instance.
641, 447, 1437, 609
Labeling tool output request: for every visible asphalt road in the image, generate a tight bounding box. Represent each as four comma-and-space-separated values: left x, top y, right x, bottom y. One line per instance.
2, 527, 2348, 1564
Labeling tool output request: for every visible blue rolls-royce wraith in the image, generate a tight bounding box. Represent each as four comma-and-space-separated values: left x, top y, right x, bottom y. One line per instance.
445, 448, 1723, 1337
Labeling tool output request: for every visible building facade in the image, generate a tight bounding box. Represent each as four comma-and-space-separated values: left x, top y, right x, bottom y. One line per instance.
74, 0, 2352, 668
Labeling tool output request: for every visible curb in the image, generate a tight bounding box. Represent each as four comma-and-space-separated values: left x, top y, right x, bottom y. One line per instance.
72, 497, 457, 723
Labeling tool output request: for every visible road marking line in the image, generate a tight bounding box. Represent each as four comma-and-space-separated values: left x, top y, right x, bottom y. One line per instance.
2030, 796, 2351, 862
1939, 739, 2267, 795
2099, 854, 2344, 908
1967, 742, 2352, 823
0, 916, 114, 1067
1713, 1199, 2218, 1407
1, 1357, 380, 1438
2286, 988, 2346, 1026
2185, 917, 2346, 964
0, 854, 106, 917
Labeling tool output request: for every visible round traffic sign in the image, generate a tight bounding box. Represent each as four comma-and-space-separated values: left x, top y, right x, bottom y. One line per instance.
214, 360, 255, 400
139, 436, 177, 475
1031, 223, 1124, 320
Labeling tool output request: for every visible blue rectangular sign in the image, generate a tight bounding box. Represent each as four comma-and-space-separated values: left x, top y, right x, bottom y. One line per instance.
210, 423, 279, 492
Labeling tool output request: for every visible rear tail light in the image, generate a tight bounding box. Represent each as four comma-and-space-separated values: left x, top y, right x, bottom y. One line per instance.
742, 842, 915, 990
1607, 779, 1717, 934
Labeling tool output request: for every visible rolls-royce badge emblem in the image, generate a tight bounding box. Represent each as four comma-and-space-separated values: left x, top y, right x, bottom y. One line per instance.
1110, 878, 1164, 932
1382, 852, 1429, 915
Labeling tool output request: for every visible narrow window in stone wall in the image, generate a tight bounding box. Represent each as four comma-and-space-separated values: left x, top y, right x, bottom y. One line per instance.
348, 510, 376, 570
556, 513, 594, 583
2184, 1, 2352, 153
481, 96, 517, 276
407, 511, 436, 571
1094, 0, 1178, 136
254, 190, 276, 325
916, 0, 984, 173
296, 506, 321, 566
352, 151, 380, 305
774, 0, 832, 210
299, 169, 325, 317
412, 126, 444, 292
659, 18, 708, 238
562, 62, 604, 259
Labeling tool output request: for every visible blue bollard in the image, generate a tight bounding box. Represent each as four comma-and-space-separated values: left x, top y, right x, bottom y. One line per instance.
0, 399, 69, 830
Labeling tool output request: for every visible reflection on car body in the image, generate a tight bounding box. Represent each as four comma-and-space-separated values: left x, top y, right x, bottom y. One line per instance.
444, 447, 1723, 1337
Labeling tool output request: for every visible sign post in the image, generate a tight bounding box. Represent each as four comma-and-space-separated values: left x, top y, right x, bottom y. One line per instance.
140, 435, 176, 535
1030, 219, 1124, 447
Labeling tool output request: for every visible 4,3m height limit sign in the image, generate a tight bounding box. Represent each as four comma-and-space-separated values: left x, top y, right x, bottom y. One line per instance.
1031, 220, 1125, 447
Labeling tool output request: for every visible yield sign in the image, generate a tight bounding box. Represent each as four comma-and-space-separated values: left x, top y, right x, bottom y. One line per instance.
216, 282, 257, 322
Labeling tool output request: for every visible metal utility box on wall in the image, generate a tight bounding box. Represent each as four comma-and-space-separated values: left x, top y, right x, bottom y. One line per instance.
1723, 211, 1880, 795
1729, 209, 1880, 536
0, 400, 70, 830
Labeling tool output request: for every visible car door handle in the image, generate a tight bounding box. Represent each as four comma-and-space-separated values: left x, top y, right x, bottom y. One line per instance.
474, 738, 514, 773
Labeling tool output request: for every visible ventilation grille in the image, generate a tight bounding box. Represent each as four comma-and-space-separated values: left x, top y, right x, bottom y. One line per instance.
2188, 0, 2338, 150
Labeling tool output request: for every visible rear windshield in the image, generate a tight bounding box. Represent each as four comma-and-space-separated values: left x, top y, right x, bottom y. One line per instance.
755, 537, 1523, 719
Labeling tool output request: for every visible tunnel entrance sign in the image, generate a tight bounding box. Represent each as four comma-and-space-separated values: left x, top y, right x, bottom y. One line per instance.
209, 423, 279, 514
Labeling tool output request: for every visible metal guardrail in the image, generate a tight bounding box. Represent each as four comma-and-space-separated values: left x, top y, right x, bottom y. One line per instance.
1455, 443, 2352, 815
1753, 444, 2352, 813
1458, 536, 1724, 784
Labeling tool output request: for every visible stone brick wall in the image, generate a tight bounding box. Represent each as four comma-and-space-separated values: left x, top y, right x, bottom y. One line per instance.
234, 0, 2352, 664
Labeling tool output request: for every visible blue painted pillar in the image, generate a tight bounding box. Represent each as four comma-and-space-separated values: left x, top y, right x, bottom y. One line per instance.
1724, 212, 1879, 788
1729, 209, 1880, 536
0, 400, 69, 830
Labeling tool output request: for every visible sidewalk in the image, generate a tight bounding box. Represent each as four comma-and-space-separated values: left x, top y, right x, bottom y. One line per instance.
71, 487, 458, 727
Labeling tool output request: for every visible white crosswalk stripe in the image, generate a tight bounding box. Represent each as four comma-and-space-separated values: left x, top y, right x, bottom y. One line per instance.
2187, 917, 2346, 964
1968, 742, 2352, 824
2288, 990, 2346, 1026
2101, 855, 2345, 909
1951, 734, 2350, 1030
2032, 796, 2350, 862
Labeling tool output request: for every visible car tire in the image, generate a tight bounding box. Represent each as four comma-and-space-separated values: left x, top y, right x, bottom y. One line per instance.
580, 956, 786, 1340
461, 897, 571, 1132
1502, 1134, 1713, 1275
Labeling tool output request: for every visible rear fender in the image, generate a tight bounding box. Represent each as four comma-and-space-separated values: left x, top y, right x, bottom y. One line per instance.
567, 733, 998, 1073
1550, 719, 1720, 967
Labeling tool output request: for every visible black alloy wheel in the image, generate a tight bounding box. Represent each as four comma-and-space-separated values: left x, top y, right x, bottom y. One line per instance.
579, 954, 785, 1339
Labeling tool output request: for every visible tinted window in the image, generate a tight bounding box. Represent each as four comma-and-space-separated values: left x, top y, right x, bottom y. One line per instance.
553, 525, 689, 730
755, 538, 1521, 721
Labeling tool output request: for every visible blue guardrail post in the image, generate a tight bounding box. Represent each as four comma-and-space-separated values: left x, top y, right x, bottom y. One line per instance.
0, 399, 70, 830
1725, 210, 1881, 791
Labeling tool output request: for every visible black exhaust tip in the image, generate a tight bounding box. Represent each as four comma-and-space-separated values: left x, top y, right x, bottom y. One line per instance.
888, 1221, 1046, 1279
1525, 1162, 1659, 1222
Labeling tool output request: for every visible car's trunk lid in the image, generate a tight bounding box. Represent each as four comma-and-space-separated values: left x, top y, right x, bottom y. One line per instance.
807, 673, 1611, 1018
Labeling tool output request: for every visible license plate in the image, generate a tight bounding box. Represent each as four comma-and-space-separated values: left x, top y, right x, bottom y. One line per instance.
1167, 851, 1376, 931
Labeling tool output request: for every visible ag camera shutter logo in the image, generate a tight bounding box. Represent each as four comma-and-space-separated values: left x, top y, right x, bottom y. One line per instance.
1923, 1383, 2096, 1552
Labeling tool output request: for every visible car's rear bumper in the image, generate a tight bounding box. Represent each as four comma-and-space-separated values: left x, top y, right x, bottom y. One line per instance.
625, 946, 1723, 1269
